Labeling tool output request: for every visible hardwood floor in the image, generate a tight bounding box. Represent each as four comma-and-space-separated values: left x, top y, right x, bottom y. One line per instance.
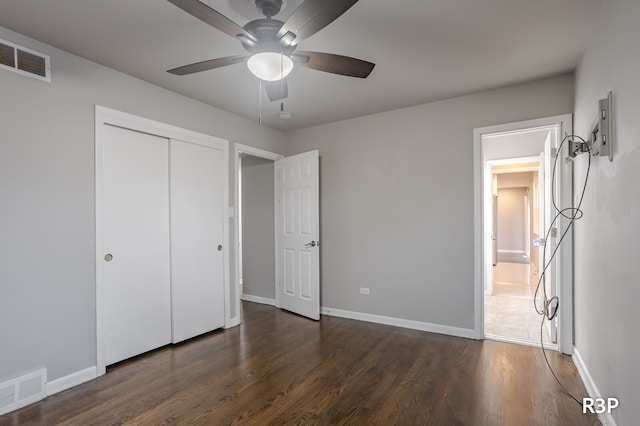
0, 302, 599, 425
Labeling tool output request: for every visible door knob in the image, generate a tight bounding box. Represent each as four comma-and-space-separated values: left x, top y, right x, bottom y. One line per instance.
104, 253, 113, 262
304, 241, 317, 248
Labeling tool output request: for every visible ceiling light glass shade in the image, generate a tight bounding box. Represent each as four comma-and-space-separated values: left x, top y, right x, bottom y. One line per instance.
247, 52, 293, 81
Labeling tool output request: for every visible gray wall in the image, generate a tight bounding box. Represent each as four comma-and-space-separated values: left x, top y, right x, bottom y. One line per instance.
497, 172, 538, 265
0, 26, 284, 384
574, 0, 640, 424
241, 156, 276, 300
285, 74, 574, 330
496, 187, 527, 253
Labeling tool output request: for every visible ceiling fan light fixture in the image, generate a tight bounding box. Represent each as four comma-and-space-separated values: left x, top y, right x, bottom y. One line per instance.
247, 52, 293, 81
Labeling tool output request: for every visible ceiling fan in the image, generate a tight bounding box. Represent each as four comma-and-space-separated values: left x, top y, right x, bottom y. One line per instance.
167, 0, 375, 102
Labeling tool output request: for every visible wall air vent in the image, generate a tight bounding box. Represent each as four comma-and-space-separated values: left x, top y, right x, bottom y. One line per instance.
0, 368, 47, 415
0, 39, 51, 82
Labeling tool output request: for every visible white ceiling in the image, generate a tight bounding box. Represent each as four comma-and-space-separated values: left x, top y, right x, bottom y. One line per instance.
0, 0, 602, 131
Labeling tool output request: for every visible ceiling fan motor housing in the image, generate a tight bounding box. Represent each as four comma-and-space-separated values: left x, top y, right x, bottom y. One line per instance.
255, 0, 283, 18
241, 19, 296, 55
167, 0, 375, 84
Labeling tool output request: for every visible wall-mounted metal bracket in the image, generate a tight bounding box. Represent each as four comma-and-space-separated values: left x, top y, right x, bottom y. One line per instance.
568, 138, 590, 157
589, 91, 614, 161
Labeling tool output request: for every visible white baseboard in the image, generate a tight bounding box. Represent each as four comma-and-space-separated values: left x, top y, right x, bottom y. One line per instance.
0, 366, 97, 416
224, 317, 241, 329
320, 307, 476, 339
572, 347, 617, 426
241, 294, 275, 306
46, 366, 96, 396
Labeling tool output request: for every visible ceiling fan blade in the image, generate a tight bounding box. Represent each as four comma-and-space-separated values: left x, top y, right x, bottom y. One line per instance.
278, 0, 359, 43
293, 51, 374, 78
168, 0, 257, 44
265, 80, 288, 102
168, 55, 249, 75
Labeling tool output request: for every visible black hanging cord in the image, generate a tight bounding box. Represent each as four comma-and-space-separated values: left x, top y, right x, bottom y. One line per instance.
533, 134, 591, 407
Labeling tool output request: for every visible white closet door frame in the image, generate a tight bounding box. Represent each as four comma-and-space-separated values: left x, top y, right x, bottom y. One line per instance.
95, 106, 229, 376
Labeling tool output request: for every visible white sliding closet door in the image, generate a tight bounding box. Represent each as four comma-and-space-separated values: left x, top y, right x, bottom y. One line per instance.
102, 125, 172, 365
170, 140, 225, 343
96, 106, 230, 373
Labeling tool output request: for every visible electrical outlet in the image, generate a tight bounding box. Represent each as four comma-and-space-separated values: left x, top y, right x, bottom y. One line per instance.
359, 287, 370, 295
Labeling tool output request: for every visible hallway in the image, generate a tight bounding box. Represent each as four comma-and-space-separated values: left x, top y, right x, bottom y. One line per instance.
485, 262, 552, 345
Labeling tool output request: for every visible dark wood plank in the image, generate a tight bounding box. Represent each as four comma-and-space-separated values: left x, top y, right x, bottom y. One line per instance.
0, 302, 600, 425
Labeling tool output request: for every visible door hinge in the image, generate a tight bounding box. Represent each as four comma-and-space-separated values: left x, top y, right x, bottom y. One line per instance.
551, 147, 558, 158
550, 227, 558, 238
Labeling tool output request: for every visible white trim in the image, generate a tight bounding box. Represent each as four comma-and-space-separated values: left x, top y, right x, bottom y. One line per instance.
559, 143, 574, 355
473, 125, 483, 339
573, 347, 617, 426
233, 143, 284, 326
224, 317, 241, 329
95, 105, 230, 376
241, 294, 276, 306
46, 367, 97, 396
497, 249, 526, 254
321, 307, 476, 339
485, 333, 558, 350
490, 155, 541, 167
473, 114, 574, 349
235, 143, 284, 162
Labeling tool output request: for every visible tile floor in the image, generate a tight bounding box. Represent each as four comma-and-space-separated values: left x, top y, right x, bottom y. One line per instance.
484, 262, 552, 345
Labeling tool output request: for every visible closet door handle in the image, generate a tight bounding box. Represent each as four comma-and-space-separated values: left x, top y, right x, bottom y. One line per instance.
104, 253, 113, 262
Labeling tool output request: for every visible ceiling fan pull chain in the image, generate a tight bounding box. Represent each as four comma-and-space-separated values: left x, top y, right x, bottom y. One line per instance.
259, 79, 263, 125
281, 53, 285, 100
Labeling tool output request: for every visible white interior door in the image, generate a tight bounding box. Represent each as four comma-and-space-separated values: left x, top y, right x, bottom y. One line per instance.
170, 139, 225, 343
542, 135, 558, 343
483, 164, 495, 297
102, 125, 172, 365
537, 152, 545, 292
276, 150, 320, 320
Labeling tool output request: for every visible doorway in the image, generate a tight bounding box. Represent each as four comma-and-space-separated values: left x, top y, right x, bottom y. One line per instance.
233, 144, 283, 318
233, 145, 321, 322
484, 159, 551, 345
473, 114, 574, 354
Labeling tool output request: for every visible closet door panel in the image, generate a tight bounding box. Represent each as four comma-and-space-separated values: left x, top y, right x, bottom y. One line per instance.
170, 139, 225, 343
102, 125, 172, 365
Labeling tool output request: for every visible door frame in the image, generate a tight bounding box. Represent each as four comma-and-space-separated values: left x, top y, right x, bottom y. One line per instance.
233, 143, 284, 323
473, 114, 574, 354
95, 106, 230, 375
